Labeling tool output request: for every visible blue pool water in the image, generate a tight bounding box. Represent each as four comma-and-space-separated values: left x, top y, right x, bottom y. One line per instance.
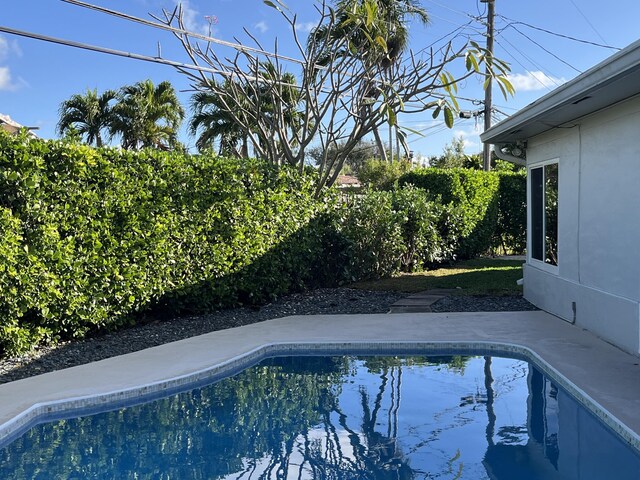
1, 355, 639, 479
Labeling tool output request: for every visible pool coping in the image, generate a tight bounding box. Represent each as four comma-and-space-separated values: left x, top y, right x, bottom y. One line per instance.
0, 311, 639, 452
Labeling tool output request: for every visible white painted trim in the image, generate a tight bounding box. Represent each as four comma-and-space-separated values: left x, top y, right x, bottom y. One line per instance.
528, 156, 561, 169
528, 257, 559, 274
527, 158, 559, 274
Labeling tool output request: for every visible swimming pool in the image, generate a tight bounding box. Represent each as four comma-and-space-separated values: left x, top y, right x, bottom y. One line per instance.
1, 354, 638, 479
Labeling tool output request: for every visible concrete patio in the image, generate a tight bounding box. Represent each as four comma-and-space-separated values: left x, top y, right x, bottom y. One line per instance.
0, 310, 639, 451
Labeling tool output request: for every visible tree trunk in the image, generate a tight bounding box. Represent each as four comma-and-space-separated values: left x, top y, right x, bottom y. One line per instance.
241, 135, 249, 158
372, 125, 387, 162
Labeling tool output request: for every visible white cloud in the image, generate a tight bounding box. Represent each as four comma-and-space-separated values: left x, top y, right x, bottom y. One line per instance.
254, 21, 269, 34
0, 37, 10, 61
450, 126, 482, 152
295, 22, 317, 33
173, 0, 213, 35
0, 66, 20, 91
0, 35, 22, 62
507, 71, 566, 92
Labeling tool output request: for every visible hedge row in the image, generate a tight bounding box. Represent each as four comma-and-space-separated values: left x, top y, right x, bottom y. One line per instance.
495, 171, 527, 253
0, 134, 527, 356
398, 168, 526, 257
0, 133, 328, 355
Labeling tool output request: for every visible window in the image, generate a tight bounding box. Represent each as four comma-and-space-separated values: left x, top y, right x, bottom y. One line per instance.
530, 162, 558, 266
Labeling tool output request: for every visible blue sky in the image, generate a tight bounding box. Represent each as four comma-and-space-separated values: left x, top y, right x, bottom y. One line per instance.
2, 0, 639, 159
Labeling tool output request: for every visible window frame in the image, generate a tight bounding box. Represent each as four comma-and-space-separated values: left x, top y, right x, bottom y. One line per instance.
528, 158, 559, 274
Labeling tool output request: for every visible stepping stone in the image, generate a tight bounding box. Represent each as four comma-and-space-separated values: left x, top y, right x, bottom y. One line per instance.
392, 296, 444, 306
386, 288, 455, 314
388, 306, 433, 313
405, 292, 449, 300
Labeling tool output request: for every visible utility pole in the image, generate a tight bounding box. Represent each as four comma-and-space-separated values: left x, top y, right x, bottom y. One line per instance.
482, 0, 495, 171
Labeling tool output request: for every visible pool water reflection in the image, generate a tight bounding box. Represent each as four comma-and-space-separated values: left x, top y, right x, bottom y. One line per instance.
1, 355, 638, 479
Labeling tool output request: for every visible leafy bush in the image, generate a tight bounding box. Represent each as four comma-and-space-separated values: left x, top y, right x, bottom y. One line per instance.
330, 187, 450, 280
0, 132, 326, 355
398, 167, 526, 256
494, 171, 526, 253
333, 190, 406, 281
358, 158, 413, 190
390, 187, 448, 270
398, 168, 500, 258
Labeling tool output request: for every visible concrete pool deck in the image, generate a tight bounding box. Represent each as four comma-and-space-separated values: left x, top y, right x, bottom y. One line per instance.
0, 310, 639, 450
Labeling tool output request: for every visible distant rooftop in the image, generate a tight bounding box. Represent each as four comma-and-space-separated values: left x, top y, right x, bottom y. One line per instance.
0, 113, 38, 137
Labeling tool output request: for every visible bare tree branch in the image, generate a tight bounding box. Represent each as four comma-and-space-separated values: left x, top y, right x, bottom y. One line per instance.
159, 1, 511, 196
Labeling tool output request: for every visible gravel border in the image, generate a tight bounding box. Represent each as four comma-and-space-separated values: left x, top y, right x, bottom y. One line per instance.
431, 295, 538, 312
0, 289, 535, 385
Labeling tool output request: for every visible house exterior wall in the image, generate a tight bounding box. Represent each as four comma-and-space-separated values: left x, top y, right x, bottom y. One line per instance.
523, 94, 640, 355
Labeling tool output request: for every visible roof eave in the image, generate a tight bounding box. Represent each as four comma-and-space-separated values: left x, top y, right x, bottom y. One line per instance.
481, 39, 640, 145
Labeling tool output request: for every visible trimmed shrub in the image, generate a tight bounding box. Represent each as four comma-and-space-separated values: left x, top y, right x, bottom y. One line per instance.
390, 187, 448, 270
330, 187, 450, 280
0, 132, 326, 355
494, 171, 526, 254
398, 168, 500, 258
334, 190, 406, 281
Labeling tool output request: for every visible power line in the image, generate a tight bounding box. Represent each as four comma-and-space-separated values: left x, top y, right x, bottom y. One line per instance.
498, 14, 620, 51
493, 103, 519, 112
498, 35, 560, 82
0, 25, 228, 75
65, 0, 489, 98
495, 36, 563, 90
8, 0, 491, 138
61, 0, 308, 66
423, 0, 474, 19
476, 0, 487, 17
405, 117, 476, 143
566, 0, 608, 45
509, 25, 582, 74
0, 24, 311, 92
401, 19, 482, 66
427, 12, 470, 28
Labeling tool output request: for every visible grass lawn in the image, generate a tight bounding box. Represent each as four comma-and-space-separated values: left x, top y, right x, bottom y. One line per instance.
351, 258, 524, 296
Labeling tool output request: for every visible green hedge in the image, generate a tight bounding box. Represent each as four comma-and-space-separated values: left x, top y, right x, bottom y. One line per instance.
328, 187, 450, 281
0, 133, 527, 356
0, 132, 327, 355
494, 171, 526, 253
398, 168, 526, 256
398, 168, 499, 258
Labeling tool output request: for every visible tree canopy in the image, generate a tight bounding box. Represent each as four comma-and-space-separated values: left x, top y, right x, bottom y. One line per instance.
159, 0, 513, 195
57, 88, 117, 148
57, 80, 185, 151
110, 79, 185, 151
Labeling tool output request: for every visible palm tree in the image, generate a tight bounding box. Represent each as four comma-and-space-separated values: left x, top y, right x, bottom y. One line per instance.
190, 80, 248, 157
111, 80, 185, 150
191, 66, 302, 161
254, 62, 303, 159
310, 0, 428, 66
308, 0, 429, 161
57, 88, 117, 147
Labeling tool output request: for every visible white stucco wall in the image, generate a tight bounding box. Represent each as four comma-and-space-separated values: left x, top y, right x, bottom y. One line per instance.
524, 94, 640, 355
